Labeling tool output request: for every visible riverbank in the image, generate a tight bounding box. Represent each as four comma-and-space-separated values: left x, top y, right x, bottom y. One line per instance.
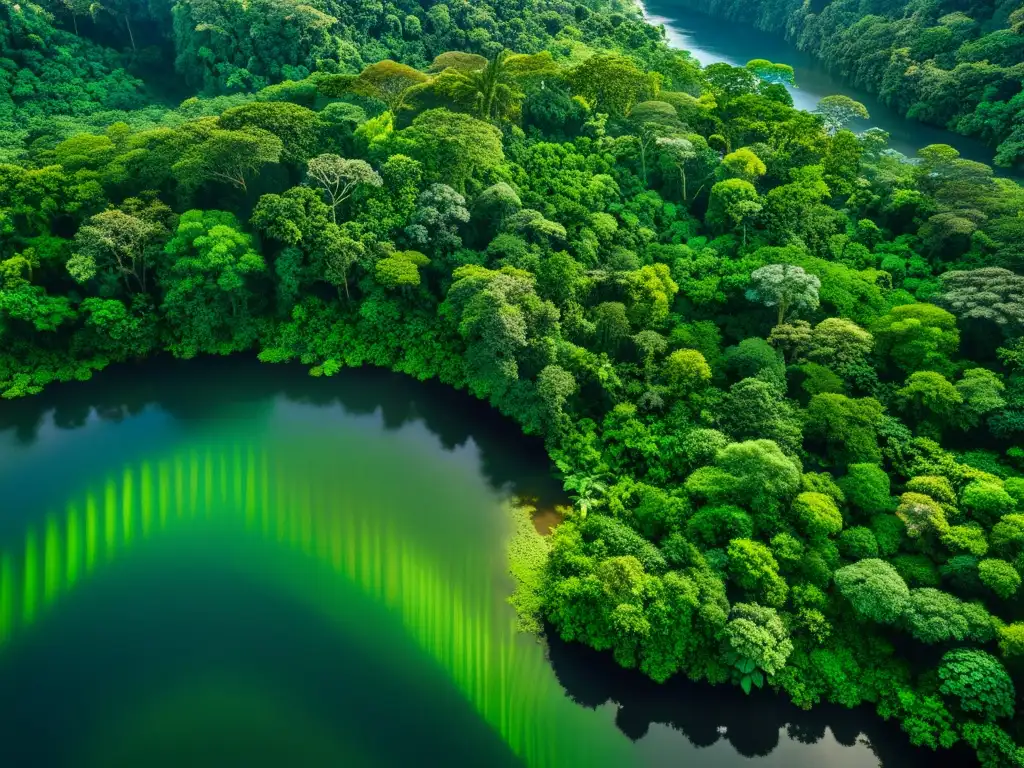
634, 0, 1009, 168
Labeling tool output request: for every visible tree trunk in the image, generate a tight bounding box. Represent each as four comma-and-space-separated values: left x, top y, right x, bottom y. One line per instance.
681, 167, 687, 202
125, 14, 136, 51
483, 85, 495, 122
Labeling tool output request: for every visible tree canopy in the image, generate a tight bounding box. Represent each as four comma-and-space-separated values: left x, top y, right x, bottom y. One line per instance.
3, 3, 1024, 765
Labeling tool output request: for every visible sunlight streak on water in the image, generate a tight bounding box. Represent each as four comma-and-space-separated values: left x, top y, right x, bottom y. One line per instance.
0, 436, 628, 768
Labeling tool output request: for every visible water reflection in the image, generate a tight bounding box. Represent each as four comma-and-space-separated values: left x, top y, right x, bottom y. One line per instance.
548, 630, 978, 767
0, 356, 564, 508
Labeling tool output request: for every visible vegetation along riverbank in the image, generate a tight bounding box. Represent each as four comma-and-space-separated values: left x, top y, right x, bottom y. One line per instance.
663, 0, 1024, 169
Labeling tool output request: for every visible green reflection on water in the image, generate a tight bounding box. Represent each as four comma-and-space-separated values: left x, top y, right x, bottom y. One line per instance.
22, 529, 37, 625
0, 554, 11, 645
0, 433, 630, 768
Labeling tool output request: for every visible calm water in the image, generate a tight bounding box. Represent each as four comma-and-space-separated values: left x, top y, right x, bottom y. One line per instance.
638, 1, 1000, 165
0, 358, 972, 766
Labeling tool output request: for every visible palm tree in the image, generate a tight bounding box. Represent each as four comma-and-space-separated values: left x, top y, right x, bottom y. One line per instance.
449, 50, 524, 123
563, 472, 609, 519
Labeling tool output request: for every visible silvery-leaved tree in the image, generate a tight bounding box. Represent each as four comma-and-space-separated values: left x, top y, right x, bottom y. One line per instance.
746, 263, 821, 326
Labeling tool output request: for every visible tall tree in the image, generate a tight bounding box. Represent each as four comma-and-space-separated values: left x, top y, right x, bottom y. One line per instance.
935, 267, 1024, 337
657, 137, 698, 201
160, 210, 266, 357
67, 210, 162, 293
173, 129, 283, 193
395, 110, 503, 192
305, 154, 382, 224
746, 264, 821, 326
815, 95, 870, 135
445, 49, 525, 123
353, 60, 430, 113
318, 225, 364, 301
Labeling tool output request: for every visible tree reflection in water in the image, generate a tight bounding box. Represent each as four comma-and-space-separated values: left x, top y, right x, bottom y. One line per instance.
546, 630, 980, 767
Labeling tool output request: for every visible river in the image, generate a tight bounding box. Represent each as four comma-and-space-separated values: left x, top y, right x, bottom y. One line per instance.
637, 1, 1001, 166
0, 359, 975, 767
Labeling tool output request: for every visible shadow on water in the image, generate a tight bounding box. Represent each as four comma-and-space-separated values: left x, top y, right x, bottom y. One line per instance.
546, 630, 980, 767
0, 355, 565, 508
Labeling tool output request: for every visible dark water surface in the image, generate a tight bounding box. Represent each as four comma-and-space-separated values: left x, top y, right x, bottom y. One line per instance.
0, 358, 973, 766
638, 1, 1001, 166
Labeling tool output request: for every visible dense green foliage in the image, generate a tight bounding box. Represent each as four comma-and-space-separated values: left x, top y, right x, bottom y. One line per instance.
4, 0, 1024, 764
0, 0, 680, 160
673, 0, 1024, 168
